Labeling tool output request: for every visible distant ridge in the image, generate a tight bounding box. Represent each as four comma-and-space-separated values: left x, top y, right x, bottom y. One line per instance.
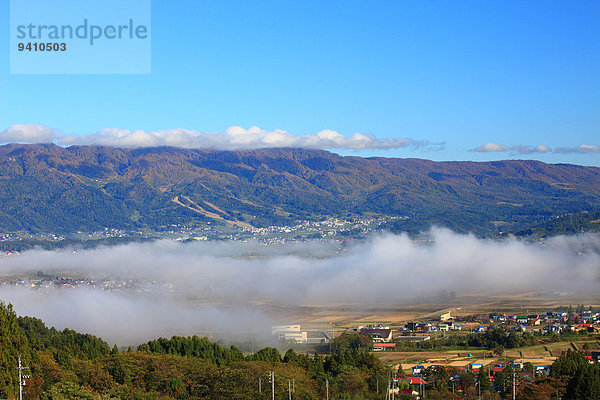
0, 143, 599, 236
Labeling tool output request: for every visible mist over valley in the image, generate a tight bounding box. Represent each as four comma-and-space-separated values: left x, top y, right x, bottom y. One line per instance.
1, 229, 599, 345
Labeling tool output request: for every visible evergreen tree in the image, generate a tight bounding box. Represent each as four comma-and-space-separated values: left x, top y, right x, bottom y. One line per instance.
478, 367, 491, 391
429, 366, 449, 391
0, 302, 30, 399
569, 364, 600, 400
552, 349, 600, 399
249, 347, 281, 363
494, 368, 506, 393
552, 349, 588, 379
283, 349, 299, 364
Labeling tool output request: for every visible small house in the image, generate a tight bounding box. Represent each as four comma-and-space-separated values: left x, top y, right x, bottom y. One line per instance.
412, 365, 425, 374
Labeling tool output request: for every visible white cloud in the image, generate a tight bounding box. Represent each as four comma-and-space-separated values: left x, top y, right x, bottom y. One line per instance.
511, 144, 553, 154
535, 144, 552, 153
555, 144, 600, 154
472, 142, 510, 152
0, 123, 60, 143
1, 124, 440, 151
472, 143, 552, 154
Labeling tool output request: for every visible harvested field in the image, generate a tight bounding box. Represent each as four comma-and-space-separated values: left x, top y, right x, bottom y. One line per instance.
378, 351, 458, 362
503, 349, 522, 358
572, 341, 600, 351
520, 345, 553, 358
514, 357, 556, 365
375, 342, 570, 373
542, 342, 573, 357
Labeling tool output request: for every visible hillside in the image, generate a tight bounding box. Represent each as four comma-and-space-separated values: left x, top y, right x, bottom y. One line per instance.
0, 301, 385, 400
512, 210, 600, 237
0, 143, 599, 236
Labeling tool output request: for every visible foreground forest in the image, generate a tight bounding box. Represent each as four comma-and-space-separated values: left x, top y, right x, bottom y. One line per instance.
1, 301, 387, 400
1, 302, 600, 399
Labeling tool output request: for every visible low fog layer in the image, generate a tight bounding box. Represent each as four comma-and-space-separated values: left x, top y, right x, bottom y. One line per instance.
0, 286, 271, 345
1, 229, 599, 344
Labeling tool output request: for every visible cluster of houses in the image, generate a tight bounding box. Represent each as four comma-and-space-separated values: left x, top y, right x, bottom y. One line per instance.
408, 349, 600, 380
401, 309, 599, 336
487, 310, 599, 324
397, 361, 554, 397
352, 309, 600, 397
403, 311, 463, 333
347, 308, 600, 355
392, 353, 600, 397
404, 321, 462, 333
471, 310, 600, 334
0, 276, 161, 292
411, 360, 551, 377
399, 311, 463, 334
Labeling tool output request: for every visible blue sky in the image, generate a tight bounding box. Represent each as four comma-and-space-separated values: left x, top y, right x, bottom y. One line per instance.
1, 1, 599, 165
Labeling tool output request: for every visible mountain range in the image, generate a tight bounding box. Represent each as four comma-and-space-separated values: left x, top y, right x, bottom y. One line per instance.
0, 143, 599, 236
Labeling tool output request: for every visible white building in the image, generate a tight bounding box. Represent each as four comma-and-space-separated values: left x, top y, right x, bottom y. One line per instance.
272, 325, 308, 343
440, 311, 452, 321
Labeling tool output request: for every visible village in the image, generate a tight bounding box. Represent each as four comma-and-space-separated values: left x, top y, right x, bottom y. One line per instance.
0, 275, 163, 293
273, 307, 600, 397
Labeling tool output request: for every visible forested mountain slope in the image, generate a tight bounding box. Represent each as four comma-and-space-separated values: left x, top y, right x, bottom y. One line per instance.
0, 143, 599, 235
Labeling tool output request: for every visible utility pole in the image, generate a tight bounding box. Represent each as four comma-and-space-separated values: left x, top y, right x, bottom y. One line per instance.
18, 356, 22, 400
269, 371, 275, 400
18, 356, 29, 400
512, 367, 516, 400
292, 378, 295, 393
326, 378, 329, 400
18, 356, 30, 400
329, 322, 333, 355
288, 381, 291, 400
386, 380, 390, 400
259, 377, 262, 393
